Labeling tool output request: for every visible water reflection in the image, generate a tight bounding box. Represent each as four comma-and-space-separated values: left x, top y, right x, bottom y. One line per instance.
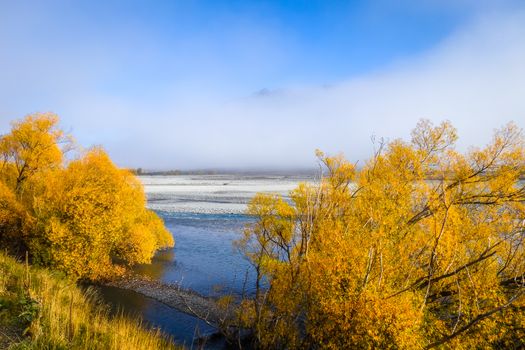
133, 249, 176, 281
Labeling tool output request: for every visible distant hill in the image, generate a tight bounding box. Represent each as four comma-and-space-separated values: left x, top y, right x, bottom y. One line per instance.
129, 167, 319, 177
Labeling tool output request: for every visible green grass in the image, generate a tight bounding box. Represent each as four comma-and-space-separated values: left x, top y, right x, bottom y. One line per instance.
0, 252, 178, 349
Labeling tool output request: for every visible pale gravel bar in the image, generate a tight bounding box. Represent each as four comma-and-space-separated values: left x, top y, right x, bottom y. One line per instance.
104, 276, 228, 327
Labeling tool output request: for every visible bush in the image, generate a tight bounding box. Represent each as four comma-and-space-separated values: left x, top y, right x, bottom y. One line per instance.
0, 114, 174, 280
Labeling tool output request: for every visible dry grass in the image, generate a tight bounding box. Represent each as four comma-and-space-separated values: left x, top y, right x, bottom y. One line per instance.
0, 252, 179, 349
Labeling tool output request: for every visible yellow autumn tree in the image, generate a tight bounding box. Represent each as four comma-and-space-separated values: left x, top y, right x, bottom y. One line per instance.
0, 114, 174, 280
237, 120, 525, 349
0, 113, 68, 195
0, 113, 67, 254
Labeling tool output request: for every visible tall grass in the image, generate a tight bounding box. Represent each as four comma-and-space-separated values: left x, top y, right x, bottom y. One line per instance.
0, 252, 178, 349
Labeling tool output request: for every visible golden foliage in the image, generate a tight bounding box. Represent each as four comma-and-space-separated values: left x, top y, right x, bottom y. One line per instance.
237, 120, 525, 349
0, 181, 32, 254
0, 114, 174, 280
0, 113, 67, 195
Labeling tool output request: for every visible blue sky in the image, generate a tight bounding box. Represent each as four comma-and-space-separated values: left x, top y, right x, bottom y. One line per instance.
1, 0, 524, 169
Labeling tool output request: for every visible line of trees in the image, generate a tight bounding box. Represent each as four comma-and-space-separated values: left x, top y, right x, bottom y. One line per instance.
235, 120, 525, 349
0, 113, 174, 280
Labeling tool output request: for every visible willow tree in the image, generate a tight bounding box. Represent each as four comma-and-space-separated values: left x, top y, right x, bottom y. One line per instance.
0, 114, 174, 279
237, 120, 525, 349
0, 113, 69, 195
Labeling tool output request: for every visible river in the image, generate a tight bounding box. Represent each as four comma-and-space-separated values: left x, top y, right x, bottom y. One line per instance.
94, 174, 312, 348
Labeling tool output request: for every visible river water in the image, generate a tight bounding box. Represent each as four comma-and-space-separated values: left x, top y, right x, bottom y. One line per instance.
94, 174, 311, 348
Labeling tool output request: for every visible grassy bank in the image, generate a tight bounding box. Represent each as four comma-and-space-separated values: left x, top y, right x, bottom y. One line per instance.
0, 252, 177, 350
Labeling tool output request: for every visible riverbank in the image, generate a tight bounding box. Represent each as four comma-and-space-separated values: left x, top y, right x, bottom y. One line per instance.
0, 252, 178, 349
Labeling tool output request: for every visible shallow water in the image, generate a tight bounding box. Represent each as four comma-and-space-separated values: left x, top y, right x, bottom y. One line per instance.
143, 174, 307, 214
95, 175, 311, 348
134, 211, 257, 296
94, 285, 218, 347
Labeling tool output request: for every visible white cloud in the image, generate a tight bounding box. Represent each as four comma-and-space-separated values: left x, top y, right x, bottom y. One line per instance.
1, 5, 525, 169
119, 9, 525, 169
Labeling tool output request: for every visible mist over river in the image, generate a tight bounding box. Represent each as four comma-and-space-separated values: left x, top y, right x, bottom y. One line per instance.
95, 174, 312, 348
